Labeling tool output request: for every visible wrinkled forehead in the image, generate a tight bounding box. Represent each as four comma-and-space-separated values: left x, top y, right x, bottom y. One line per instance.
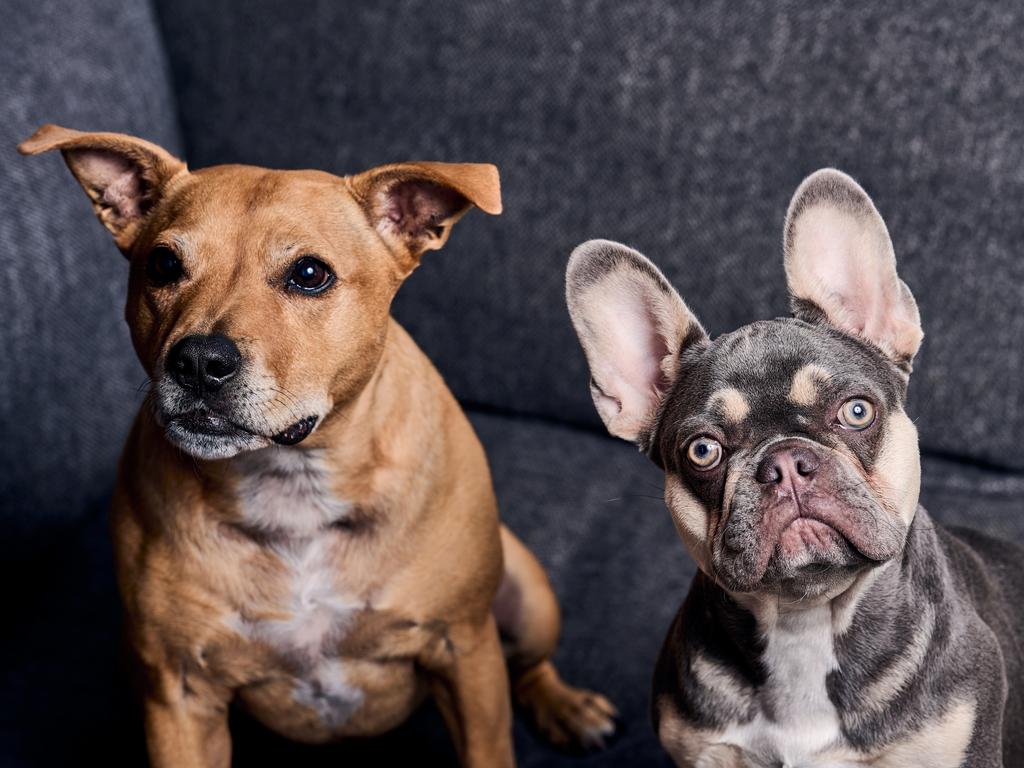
662, 319, 906, 439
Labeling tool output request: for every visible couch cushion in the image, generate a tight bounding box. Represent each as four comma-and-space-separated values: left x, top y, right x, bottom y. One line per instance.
0, 0, 183, 553
3, 412, 1019, 766
152, 0, 1024, 469
918, 454, 1024, 541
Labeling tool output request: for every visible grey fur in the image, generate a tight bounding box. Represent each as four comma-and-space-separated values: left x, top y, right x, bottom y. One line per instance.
566, 172, 1023, 766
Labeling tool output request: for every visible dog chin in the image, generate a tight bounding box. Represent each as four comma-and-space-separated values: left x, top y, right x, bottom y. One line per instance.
160, 409, 322, 459
759, 532, 874, 598
164, 420, 271, 460
715, 526, 876, 598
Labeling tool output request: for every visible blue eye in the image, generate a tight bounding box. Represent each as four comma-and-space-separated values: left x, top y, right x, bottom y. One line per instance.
839, 398, 875, 430
686, 437, 723, 469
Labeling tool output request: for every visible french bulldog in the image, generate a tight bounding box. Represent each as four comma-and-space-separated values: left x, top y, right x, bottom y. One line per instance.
565, 169, 1023, 767
19, 124, 617, 768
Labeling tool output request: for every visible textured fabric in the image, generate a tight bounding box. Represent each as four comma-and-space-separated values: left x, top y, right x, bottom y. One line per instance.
0, 0, 183, 554
4, 2, 1024, 766
3, 411, 1021, 766
152, 0, 1024, 469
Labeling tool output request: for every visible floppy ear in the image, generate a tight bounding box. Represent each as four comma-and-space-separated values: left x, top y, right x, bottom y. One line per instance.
18, 124, 187, 254
784, 169, 923, 371
566, 240, 707, 445
348, 161, 502, 274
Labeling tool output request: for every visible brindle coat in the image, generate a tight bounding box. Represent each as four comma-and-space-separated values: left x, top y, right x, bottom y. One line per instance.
567, 169, 1023, 767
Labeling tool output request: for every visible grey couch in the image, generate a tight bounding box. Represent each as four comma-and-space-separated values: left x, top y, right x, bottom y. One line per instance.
3, 1, 1023, 765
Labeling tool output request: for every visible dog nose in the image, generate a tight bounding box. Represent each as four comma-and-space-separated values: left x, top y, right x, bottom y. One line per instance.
755, 445, 820, 487
167, 334, 241, 395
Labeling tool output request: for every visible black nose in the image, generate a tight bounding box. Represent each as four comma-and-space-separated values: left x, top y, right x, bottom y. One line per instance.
755, 445, 820, 487
167, 334, 241, 395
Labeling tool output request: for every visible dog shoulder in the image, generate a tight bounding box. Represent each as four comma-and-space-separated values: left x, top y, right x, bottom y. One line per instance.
652, 576, 763, 763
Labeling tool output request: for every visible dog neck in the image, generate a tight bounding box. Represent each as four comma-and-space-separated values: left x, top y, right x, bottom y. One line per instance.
696, 507, 935, 676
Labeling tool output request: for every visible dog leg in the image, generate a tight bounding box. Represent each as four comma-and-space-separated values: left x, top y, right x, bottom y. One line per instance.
142, 664, 231, 768
429, 616, 515, 768
494, 525, 618, 750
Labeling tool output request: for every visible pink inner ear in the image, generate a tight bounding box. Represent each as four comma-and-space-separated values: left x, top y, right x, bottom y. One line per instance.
384, 179, 467, 236
789, 205, 922, 361
73, 149, 145, 221
577, 268, 689, 441
604, 297, 670, 408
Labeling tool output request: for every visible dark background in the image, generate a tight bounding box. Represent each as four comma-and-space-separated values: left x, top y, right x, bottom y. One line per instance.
2, 1, 1023, 765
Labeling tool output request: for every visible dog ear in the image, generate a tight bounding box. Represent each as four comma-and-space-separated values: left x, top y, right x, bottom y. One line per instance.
18, 124, 187, 254
784, 169, 923, 370
566, 240, 708, 445
348, 161, 501, 273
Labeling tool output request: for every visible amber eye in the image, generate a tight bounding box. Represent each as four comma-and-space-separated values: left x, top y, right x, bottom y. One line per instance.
286, 256, 334, 294
838, 398, 875, 430
146, 247, 184, 286
686, 437, 723, 470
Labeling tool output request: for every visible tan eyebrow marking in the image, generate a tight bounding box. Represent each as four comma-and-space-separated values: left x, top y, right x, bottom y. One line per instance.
788, 364, 831, 406
707, 387, 749, 423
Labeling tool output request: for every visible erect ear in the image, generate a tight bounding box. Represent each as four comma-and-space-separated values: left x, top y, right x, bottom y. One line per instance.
784, 169, 923, 371
347, 161, 501, 273
18, 124, 187, 254
566, 240, 708, 446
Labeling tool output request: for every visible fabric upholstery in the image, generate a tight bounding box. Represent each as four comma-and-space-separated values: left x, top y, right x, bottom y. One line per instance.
0, 0, 182, 556
4, 2, 1024, 766
152, 0, 1024, 469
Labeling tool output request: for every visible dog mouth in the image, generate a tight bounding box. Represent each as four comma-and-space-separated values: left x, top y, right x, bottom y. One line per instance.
717, 493, 903, 594
271, 415, 318, 445
760, 499, 901, 587
170, 410, 250, 438
165, 410, 319, 450
777, 516, 845, 558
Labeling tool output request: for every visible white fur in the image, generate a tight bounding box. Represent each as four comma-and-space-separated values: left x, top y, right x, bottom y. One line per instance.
235, 448, 354, 535
720, 605, 851, 767
229, 448, 364, 727
234, 536, 362, 658
672, 598, 974, 768
293, 658, 366, 729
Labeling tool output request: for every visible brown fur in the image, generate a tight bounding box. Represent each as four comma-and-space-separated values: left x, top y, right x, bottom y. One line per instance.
20, 124, 615, 767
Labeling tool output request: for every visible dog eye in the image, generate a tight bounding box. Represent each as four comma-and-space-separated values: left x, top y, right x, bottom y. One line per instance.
146, 247, 184, 286
838, 398, 875, 430
686, 437, 723, 470
286, 256, 334, 294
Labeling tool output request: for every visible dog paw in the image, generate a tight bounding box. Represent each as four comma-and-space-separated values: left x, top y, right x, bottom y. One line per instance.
514, 662, 619, 751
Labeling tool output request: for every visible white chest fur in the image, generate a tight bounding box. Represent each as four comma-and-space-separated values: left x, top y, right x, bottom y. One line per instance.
721, 605, 850, 768
234, 448, 354, 536
227, 448, 365, 726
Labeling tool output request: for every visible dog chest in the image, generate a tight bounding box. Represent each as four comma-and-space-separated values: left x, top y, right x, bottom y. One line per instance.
226, 448, 367, 728
720, 605, 848, 767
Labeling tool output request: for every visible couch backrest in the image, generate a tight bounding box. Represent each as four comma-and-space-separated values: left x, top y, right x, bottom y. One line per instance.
152, 0, 1024, 469
0, 0, 182, 547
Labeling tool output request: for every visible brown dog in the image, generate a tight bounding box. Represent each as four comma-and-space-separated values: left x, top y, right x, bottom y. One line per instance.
19, 124, 616, 767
